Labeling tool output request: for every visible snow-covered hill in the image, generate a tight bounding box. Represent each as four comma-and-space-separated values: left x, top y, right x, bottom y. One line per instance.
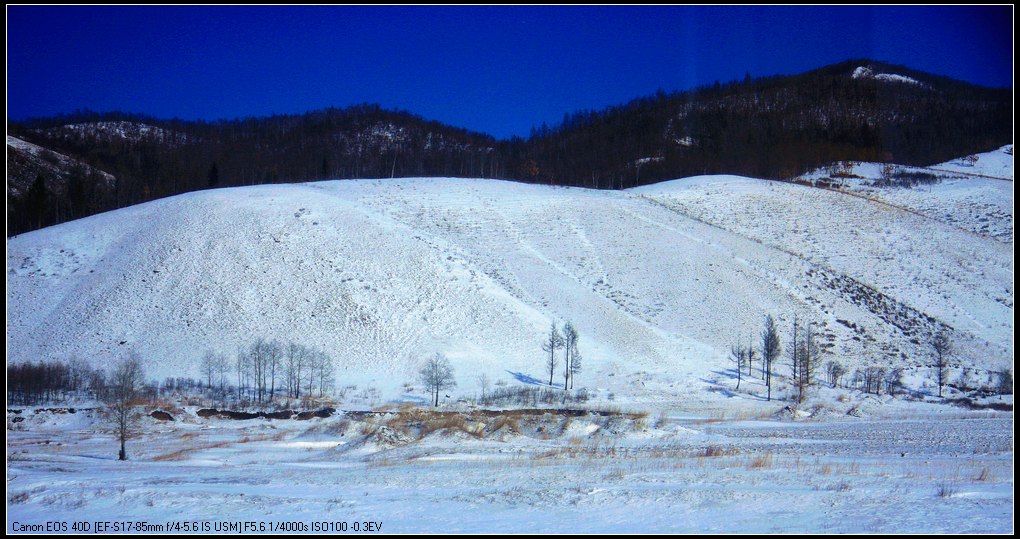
6, 135, 116, 196
798, 145, 1014, 241
6, 151, 1013, 406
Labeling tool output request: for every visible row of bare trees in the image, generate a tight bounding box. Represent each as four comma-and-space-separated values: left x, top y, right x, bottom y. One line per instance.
227, 339, 335, 404
102, 342, 336, 462
8, 357, 105, 404
732, 317, 1010, 401
731, 315, 786, 401
732, 314, 908, 401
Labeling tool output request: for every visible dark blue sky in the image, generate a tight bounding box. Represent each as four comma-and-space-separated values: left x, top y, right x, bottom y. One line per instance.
6, 5, 1013, 139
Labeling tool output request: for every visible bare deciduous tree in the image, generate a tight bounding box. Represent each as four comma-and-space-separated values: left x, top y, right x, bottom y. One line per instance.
105, 352, 146, 461
214, 352, 229, 397
266, 340, 284, 400
956, 368, 974, 393
862, 365, 885, 395
420, 353, 456, 407
236, 346, 250, 402
200, 350, 216, 389
931, 328, 953, 398
249, 339, 266, 402
996, 369, 1012, 398
569, 346, 582, 389
541, 323, 563, 387
286, 342, 309, 399
731, 342, 747, 391
761, 315, 781, 401
314, 349, 334, 397
790, 314, 799, 382
796, 322, 821, 403
563, 322, 581, 390
826, 360, 846, 388
477, 373, 491, 402
747, 338, 757, 379
885, 367, 905, 397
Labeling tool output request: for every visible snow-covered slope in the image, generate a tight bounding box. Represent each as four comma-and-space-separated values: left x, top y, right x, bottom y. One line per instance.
634, 174, 1011, 369
6, 135, 116, 196
7, 159, 1013, 405
932, 144, 1014, 180
798, 145, 1014, 241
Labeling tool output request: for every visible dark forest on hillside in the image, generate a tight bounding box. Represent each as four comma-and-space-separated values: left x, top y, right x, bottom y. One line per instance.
7, 61, 1011, 236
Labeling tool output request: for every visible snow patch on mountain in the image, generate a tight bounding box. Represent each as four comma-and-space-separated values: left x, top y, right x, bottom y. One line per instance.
852, 66, 926, 87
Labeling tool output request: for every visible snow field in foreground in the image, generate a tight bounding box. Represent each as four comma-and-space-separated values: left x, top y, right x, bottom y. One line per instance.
6, 405, 1013, 533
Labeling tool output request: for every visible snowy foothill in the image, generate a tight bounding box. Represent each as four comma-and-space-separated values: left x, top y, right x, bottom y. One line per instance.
796, 145, 1014, 242
6, 145, 1014, 532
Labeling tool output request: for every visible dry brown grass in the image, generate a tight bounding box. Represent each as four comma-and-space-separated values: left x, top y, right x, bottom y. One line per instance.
700, 445, 736, 458
748, 452, 775, 469
486, 415, 520, 435
645, 446, 687, 459
328, 418, 351, 436
692, 409, 760, 424
350, 405, 654, 444
418, 414, 467, 437
237, 431, 286, 443
146, 400, 185, 414
533, 437, 609, 461
836, 462, 861, 475
417, 413, 484, 439
383, 415, 414, 437
153, 441, 231, 461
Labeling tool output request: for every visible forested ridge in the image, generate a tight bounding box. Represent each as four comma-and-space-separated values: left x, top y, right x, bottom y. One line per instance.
7, 60, 1011, 235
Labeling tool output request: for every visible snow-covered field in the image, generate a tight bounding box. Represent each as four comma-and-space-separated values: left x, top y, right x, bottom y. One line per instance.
6, 146, 1013, 532
6, 402, 1013, 533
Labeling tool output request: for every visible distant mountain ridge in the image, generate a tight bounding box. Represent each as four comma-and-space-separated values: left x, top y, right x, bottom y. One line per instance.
7, 59, 1012, 235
